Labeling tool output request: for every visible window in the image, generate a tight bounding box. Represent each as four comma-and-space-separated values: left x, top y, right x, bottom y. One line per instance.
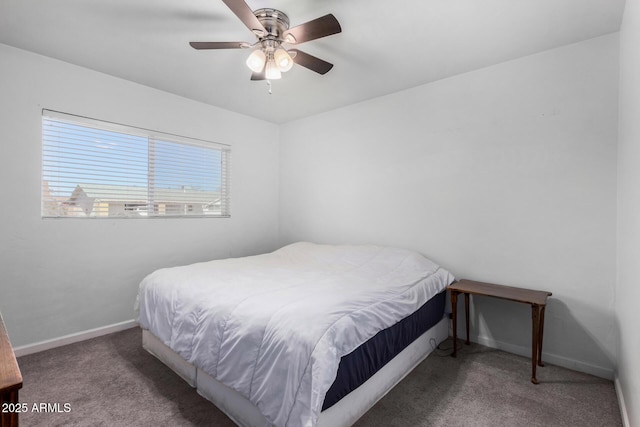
41, 110, 230, 218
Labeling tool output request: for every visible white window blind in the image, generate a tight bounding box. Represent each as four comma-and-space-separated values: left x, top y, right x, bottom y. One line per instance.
42, 110, 230, 218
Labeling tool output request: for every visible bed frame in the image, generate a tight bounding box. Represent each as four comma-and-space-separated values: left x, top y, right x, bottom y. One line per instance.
142, 315, 448, 427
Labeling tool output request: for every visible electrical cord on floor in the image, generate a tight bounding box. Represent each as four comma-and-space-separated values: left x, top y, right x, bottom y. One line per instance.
432, 337, 465, 357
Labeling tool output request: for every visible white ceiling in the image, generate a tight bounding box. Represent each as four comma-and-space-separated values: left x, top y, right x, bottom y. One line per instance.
0, 0, 626, 123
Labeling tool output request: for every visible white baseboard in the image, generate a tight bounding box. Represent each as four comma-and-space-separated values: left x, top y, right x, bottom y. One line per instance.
13, 319, 138, 357
468, 333, 614, 380
614, 376, 631, 427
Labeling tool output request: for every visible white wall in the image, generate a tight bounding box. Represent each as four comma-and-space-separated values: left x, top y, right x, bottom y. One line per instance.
0, 43, 280, 347
0, 26, 624, 392
617, 0, 640, 424
280, 34, 619, 378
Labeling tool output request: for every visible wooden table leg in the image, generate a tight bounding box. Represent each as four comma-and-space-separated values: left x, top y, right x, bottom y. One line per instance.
538, 305, 546, 367
451, 290, 458, 357
464, 293, 470, 345
531, 305, 540, 384
1, 389, 20, 427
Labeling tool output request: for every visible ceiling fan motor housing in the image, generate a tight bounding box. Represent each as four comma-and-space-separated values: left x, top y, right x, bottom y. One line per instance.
254, 8, 290, 40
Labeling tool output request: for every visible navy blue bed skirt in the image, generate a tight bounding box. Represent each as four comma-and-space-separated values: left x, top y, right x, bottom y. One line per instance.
322, 289, 446, 410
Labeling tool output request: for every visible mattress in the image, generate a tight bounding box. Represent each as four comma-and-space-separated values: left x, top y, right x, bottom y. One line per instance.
136, 242, 454, 426
142, 316, 450, 427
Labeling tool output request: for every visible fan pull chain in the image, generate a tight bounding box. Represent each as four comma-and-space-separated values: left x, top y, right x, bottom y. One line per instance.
267, 80, 272, 95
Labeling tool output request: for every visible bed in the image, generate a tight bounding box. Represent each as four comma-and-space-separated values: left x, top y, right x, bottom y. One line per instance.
135, 242, 454, 427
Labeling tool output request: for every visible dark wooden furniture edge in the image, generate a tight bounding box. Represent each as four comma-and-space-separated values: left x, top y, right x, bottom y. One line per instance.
448, 279, 552, 384
0, 312, 23, 427
449, 279, 552, 305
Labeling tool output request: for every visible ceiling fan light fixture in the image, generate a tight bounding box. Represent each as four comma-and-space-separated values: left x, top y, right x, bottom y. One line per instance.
274, 48, 293, 72
246, 49, 266, 73
189, 2, 342, 82
265, 60, 282, 80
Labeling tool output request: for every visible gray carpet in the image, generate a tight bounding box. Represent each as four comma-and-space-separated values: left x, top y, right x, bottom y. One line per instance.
16, 328, 621, 426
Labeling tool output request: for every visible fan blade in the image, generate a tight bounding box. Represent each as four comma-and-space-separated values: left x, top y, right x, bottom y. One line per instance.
283, 14, 341, 44
289, 49, 334, 75
222, 0, 267, 37
189, 42, 249, 49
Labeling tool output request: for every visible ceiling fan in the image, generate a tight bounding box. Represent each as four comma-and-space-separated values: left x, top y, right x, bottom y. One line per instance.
189, 0, 342, 81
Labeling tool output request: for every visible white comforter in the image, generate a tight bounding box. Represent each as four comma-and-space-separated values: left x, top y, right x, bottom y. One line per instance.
136, 242, 454, 427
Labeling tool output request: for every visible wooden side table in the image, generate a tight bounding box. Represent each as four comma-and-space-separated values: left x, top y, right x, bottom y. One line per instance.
0, 312, 22, 427
449, 279, 552, 384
